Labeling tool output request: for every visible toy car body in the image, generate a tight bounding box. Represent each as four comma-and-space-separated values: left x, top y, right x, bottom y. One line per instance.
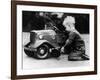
24, 23, 66, 59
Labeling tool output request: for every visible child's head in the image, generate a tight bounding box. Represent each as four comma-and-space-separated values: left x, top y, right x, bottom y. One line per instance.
63, 16, 75, 31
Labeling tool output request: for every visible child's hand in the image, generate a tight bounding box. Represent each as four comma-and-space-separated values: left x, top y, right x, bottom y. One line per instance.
61, 47, 64, 53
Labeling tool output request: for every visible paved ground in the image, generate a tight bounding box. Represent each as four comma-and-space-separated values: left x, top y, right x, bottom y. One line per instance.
22, 32, 89, 70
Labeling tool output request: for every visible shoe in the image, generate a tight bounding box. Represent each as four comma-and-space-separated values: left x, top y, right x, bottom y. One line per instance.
68, 56, 84, 61
81, 54, 89, 60
68, 54, 89, 61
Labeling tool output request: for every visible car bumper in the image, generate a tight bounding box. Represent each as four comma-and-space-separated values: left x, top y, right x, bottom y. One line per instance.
24, 42, 37, 52
24, 46, 37, 52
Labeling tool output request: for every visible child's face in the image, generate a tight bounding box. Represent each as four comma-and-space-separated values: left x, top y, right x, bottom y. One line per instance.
65, 23, 75, 31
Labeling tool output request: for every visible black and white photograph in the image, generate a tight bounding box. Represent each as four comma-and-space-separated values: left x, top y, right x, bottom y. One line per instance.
11, 1, 97, 79
22, 11, 90, 69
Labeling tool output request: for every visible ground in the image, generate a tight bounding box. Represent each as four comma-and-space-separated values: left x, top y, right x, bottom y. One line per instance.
22, 32, 89, 70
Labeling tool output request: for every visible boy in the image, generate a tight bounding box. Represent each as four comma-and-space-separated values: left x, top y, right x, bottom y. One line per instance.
61, 16, 89, 61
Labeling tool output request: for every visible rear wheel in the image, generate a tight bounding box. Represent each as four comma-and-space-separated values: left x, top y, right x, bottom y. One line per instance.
51, 49, 61, 57
35, 44, 50, 59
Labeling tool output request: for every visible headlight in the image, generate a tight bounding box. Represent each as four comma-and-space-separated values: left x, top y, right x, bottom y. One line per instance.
39, 35, 43, 39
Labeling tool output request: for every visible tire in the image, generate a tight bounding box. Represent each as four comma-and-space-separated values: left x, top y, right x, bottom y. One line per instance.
51, 49, 61, 58
24, 42, 34, 57
24, 49, 34, 57
35, 44, 50, 59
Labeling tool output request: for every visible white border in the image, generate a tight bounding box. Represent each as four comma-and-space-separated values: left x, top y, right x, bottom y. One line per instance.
17, 5, 94, 75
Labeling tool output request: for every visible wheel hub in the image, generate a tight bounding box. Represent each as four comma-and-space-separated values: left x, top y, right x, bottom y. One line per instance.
40, 49, 45, 54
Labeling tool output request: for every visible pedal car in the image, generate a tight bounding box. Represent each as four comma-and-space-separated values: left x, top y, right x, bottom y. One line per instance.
24, 22, 66, 59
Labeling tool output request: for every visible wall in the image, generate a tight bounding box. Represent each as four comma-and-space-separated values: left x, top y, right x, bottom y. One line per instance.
22, 11, 89, 33
0, 0, 99, 80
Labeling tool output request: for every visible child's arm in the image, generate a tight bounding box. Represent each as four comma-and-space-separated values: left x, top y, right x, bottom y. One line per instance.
63, 32, 76, 47
61, 32, 76, 52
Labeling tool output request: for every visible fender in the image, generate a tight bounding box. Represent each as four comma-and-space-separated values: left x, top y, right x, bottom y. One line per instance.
29, 40, 50, 48
29, 39, 59, 49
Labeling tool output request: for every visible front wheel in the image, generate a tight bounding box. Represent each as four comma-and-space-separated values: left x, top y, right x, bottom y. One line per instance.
24, 42, 34, 57
24, 49, 34, 57
35, 44, 50, 59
